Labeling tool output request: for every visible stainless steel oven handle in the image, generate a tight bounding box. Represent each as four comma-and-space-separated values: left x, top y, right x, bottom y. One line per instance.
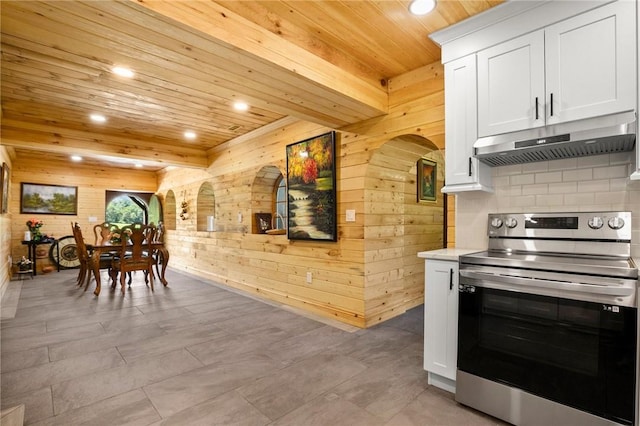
459, 270, 636, 297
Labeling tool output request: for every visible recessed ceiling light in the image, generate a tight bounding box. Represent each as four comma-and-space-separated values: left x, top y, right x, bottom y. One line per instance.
90, 113, 106, 123
409, 0, 437, 15
112, 66, 135, 78
135, 163, 143, 168
71, 155, 83, 162
233, 101, 249, 111
184, 130, 197, 140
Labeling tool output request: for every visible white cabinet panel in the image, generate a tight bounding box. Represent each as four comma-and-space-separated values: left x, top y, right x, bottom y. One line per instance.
477, 31, 545, 137
477, 1, 635, 137
424, 259, 459, 392
545, 1, 636, 125
443, 55, 492, 193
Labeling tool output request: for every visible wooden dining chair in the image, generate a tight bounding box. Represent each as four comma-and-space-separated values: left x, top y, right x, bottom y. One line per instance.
93, 222, 121, 285
151, 221, 165, 278
93, 222, 119, 245
71, 222, 113, 291
71, 222, 90, 287
111, 223, 156, 294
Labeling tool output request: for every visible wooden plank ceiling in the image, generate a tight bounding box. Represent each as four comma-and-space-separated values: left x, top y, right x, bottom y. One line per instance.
1, 0, 501, 171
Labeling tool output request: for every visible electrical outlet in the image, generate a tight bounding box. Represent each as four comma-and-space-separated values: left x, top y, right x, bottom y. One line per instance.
237, 212, 243, 223
306, 271, 312, 284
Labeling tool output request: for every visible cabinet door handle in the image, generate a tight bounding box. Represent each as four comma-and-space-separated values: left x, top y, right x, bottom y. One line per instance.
449, 268, 454, 290
468, 157, 472, 177
535, 97, 539, 120
550, 93, 554, 117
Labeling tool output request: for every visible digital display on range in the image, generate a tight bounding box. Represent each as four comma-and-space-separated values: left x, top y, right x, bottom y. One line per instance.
524, 216, 578, 229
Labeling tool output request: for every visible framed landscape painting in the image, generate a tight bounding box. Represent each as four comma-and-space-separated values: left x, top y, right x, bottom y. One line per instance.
286, 131, 337, 242
21, 182, 78, 215
417, 158, 437, 202
0, 163, 9, 214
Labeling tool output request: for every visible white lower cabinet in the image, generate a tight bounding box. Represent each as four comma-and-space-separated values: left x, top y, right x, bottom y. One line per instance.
423, 259, 458, 393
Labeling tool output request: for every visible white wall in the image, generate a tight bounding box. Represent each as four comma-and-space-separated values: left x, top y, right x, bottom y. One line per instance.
455, 152, 640, 258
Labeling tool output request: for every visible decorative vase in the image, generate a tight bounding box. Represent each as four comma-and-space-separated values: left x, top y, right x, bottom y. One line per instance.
30, 228, 42, 241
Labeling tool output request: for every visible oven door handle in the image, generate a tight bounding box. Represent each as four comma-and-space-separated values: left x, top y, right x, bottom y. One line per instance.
459, 270, 636, 297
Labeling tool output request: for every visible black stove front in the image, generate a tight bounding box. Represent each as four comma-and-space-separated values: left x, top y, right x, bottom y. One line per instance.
455, 211, 638, 426
458, 285, 637, 425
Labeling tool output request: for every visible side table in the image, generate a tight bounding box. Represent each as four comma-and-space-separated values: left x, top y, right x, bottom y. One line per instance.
21, 239, 58, 276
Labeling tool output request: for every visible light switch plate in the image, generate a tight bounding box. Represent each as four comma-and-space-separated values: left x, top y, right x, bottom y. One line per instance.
88, 216, 98, 223
346, 209, 356, 222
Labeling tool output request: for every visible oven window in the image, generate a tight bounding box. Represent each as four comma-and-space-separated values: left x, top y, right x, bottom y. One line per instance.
458, 287, 637, 425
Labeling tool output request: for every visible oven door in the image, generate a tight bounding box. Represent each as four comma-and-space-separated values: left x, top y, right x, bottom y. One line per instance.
458, 282, 637, 425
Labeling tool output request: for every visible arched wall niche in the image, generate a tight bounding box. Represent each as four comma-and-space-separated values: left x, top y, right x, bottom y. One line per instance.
363, 133, 445, 324
251, 165, 284, 234
165, 190, 177, 230
197, 182, 215, 231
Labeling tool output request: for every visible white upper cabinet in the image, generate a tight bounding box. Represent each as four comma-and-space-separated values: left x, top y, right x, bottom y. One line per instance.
478, 1, 636, 138
632, 0, 640, 181
443, 55, 492, 192
477, 31, 545, 137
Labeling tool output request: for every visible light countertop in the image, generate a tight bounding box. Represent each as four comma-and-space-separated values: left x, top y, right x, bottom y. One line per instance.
417, 248, 484, 262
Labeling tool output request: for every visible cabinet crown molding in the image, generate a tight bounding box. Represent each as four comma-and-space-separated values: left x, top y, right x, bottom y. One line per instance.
431, 0, 618, 64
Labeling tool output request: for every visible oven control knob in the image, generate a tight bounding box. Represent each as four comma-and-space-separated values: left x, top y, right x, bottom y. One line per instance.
608, 216, 625, 230
505, 217, 518, 228
588, 217, 603, 229
490, 217, 503, 229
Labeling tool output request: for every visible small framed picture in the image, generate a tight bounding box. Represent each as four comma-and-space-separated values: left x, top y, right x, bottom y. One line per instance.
0, 162, 9, 214
417, 158, 437, 202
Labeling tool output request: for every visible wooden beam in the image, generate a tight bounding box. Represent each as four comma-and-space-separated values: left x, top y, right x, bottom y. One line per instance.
131, 0, 389, 124
1, 120, 208, 169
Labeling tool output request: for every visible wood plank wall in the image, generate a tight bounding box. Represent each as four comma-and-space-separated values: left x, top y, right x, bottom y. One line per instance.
0, 61, 454, 327
0, 147, 13, 301
156, 61, 450, 327
7, 158, 157, 275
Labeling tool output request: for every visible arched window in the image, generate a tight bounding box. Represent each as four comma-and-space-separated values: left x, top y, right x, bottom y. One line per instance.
274, 175, 287, 230
105, 190, 153, 226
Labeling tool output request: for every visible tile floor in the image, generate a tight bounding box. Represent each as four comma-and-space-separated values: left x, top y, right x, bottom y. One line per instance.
1, 268, 505, 425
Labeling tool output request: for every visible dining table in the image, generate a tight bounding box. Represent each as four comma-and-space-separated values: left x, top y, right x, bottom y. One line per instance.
88, 241, 169, 296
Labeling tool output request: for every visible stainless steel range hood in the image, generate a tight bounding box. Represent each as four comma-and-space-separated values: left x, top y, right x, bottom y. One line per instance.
474, 111, 636, 167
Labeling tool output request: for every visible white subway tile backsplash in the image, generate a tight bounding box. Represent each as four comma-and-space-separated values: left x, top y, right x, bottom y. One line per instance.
610, 152, 633, 165
507, 185, 522, 196
611, 178, 631, 191
593, 165, 629, 180
535, 171, 562, 184
497, 164, 524, 176
522, 162, 549, 173
492, 176, 510, 186
456, 156, 637, 255
548, 158, 578, 171
510, 174, 535, 185
564, 192, 595, 206
577, 179, 609, 193
510, 195, 536, 207
535, 194, 564, 206
522, 184, 548, 195
562, 168, 593, 182
595, 191, 628, 205
577, 154, 610, 169
548, 182, 577, 194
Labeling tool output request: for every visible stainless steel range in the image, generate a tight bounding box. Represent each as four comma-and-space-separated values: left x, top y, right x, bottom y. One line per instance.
457, 211, 638, 426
